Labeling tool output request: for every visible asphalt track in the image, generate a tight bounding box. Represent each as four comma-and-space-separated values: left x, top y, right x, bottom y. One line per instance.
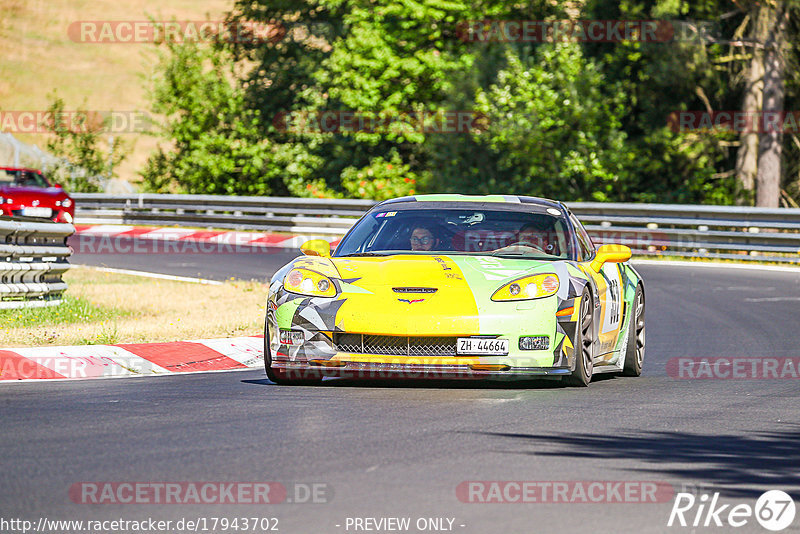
2, 239, 800, 533
67, 234, 296, 281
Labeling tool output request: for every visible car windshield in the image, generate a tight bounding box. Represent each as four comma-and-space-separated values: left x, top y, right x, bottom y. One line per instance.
334, 205, 572, 260
0, 170, 50, 188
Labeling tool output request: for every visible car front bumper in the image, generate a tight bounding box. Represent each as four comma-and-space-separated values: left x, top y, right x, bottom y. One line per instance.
271, 356, 573, 381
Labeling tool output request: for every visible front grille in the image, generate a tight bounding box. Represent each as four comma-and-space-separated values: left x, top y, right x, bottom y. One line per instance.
334, 334, 458, 357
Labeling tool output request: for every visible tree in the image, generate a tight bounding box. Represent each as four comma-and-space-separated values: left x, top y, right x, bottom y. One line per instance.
43, 95, 125, 193
141, 39, 302, 195
144, 0, 798, 205
755, 1, 790, 207
428, 43, 634, 201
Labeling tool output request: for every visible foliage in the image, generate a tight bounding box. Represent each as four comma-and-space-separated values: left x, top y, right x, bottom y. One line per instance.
43, 95, 126, 193
301, 150, 421, 199
139, 0, 800, 205
141, 40, 294, 195
426, 43, 633, 201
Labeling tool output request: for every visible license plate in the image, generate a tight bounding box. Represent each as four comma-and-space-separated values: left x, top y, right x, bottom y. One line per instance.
21, 207, 52, 218
457, 338, 509, 355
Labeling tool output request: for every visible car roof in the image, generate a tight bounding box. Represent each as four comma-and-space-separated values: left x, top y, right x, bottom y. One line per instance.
373, 194, 566, 213
0, 167, 44, 174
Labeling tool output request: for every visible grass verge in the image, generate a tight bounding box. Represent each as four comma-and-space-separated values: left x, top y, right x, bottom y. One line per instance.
0, 267, 266, 348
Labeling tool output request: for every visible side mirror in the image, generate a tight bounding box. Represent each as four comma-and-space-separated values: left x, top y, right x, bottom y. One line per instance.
300, 239, 331, 258
589, 244, 631, 272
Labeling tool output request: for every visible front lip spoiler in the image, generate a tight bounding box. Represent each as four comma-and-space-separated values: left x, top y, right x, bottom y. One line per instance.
272, 360, 571, 380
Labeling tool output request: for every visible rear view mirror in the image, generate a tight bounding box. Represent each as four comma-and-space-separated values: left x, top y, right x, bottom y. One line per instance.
590, 244, 631, 272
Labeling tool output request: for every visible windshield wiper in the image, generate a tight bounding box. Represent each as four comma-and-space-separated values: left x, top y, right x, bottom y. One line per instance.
490, 249, 531, 256
490, 250, 552, 259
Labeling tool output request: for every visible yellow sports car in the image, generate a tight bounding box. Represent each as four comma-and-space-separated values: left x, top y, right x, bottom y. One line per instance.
264, 194, 645, 386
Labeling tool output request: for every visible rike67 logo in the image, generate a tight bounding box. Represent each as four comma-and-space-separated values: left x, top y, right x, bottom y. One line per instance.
668, 490, 796, 531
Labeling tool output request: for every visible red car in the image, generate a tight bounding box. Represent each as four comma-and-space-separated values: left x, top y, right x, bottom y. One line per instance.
0, 167, 75, 223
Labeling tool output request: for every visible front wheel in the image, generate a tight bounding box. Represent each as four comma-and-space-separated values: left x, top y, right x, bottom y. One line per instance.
264, 313, 322, 386
622, 285, 645, 377
564, 289, 594, 387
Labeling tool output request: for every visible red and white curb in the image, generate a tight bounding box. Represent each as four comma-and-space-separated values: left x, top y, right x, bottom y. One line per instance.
0, 336, 265, 382
73, 225, 342, 249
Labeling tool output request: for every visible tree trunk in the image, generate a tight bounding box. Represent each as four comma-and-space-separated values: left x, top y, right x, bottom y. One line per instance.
734, 7, 766, 203
755, 2, 788, 208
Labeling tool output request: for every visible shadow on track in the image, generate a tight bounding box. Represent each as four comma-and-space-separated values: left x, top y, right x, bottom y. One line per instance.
471, 425, 800, 498
243, 373, 631, 389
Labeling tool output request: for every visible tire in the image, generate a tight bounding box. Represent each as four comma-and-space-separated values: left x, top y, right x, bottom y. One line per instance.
264, 313, 322, 386
565, 288, 594, 387
622, 285, 645, 377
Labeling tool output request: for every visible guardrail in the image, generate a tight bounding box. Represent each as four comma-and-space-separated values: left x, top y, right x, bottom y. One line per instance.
72, 194, 800, 264
0, 217, 74, 309
73, 193, 372, 235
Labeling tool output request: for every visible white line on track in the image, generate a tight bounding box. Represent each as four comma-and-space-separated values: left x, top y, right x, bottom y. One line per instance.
632, 259, 800, 274
744, 296, 800, 302
72, 265, 224, 285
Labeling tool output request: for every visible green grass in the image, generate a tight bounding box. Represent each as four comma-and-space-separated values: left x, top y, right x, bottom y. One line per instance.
75, 323, 121, 345
0, 294, 131, 330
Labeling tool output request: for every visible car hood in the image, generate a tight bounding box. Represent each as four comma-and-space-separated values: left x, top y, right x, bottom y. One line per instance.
0, 185, 67, 198
329, 254, 557, 289
286, 254, 571, 336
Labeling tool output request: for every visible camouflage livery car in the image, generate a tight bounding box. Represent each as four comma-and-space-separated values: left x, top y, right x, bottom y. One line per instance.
264, 195, 645, 387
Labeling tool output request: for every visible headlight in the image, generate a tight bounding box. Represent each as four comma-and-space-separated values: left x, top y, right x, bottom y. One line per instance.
492, 274, 559, 302
283, 268, 337, 297
61, 198, 73, 208
279, 330, 305, 345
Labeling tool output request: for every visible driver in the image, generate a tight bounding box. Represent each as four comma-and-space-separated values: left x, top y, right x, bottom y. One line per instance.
410, 224, 440, 251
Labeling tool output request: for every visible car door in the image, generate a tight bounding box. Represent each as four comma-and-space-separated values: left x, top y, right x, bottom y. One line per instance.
597, 262, 624, 361
570, 213, 623, 362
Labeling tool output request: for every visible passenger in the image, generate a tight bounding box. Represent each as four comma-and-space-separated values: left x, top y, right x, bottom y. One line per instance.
518, 223, 557, 255
518, 223, 543, 247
